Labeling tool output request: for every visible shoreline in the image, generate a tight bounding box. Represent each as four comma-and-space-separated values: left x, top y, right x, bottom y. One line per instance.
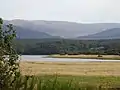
49, 55, 120, 60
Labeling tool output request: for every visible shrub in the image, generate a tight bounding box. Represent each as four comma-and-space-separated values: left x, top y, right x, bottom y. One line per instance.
0, 18, 20, 90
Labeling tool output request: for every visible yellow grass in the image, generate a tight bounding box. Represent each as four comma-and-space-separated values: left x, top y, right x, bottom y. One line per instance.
50, 55, 120, 60
20, 61, 120, 76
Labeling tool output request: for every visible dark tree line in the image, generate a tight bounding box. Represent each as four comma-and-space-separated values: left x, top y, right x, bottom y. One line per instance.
15, 39, 120, 55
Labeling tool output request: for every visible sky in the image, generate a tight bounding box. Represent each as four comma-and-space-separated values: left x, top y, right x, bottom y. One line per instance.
0, 0, 120, 23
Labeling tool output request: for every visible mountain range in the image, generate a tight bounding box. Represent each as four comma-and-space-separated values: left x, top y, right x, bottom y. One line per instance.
3, 19, 120, 39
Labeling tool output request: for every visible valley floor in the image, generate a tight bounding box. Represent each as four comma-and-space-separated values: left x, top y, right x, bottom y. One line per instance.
19, 61, 120, 89
20, 61, 120, 76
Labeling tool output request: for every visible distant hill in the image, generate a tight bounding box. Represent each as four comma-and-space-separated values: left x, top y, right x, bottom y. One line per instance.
4, 19, 120, 38
3, 25, 59, 39
78, 28, 120, 40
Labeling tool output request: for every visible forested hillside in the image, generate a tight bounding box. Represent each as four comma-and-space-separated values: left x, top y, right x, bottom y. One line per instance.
16, 39, 120, 55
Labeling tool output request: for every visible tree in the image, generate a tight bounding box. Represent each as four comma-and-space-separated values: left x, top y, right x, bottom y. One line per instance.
0, 18, 20, 90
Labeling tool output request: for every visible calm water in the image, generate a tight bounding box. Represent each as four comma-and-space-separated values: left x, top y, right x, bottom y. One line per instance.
20, 55, 120, 62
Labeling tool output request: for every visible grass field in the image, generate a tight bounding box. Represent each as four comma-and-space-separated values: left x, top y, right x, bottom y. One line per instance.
18, 61, 120, 90
49, 54, 120, 60
20, 61, 120, 76
7, 75, 120, 90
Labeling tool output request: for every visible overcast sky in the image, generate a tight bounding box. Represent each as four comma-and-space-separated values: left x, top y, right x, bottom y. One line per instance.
0, 0, 120, 23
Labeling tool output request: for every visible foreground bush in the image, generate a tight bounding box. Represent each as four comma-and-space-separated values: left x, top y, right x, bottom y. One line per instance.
0, 18, 20, 90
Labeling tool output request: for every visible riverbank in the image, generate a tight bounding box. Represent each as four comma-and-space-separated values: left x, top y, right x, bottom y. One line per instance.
49, 55, 120, 60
